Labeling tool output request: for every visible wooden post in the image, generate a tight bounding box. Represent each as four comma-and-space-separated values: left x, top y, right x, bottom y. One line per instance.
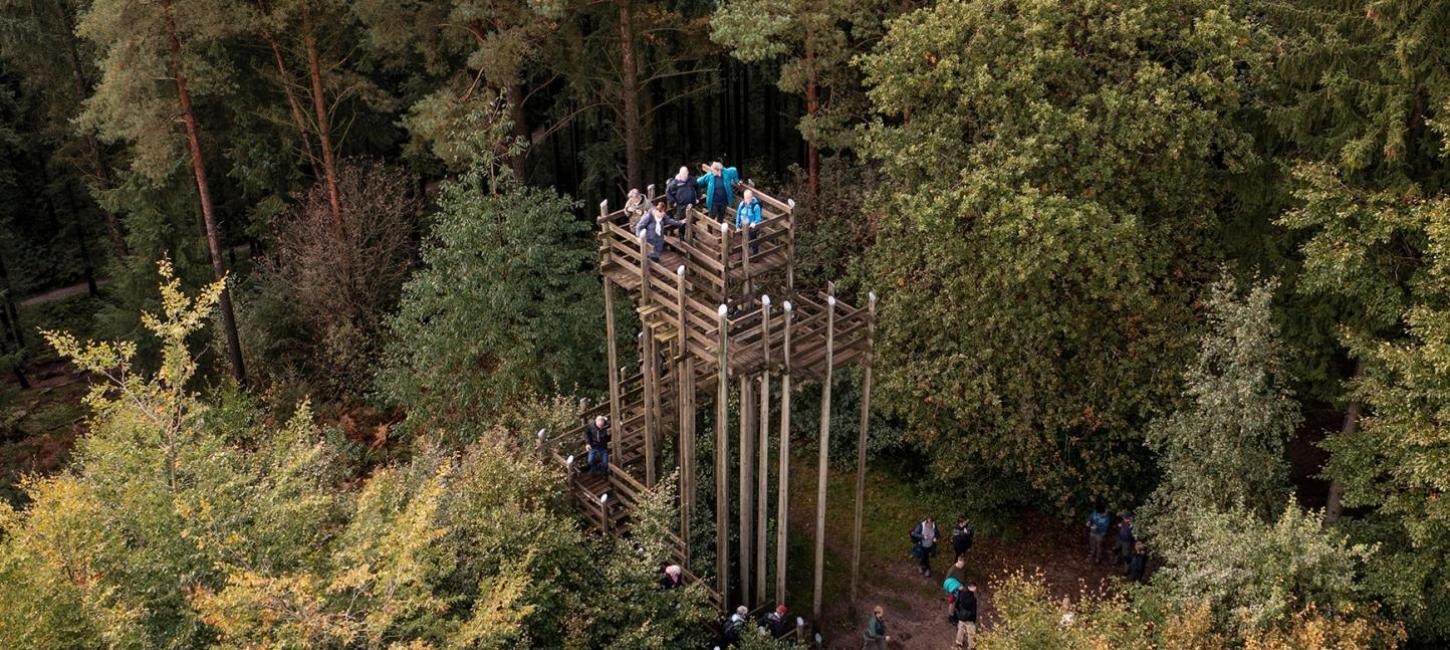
676, 265, 692, 559
715, 303, 731, 605
741, 222, 753, 295
812, 293, 836, 622
646, 182, 656, 202
739, 373, 754, 606
786, 198, 796, 292
775, 300, 793, 603
643, 328, 658, 487
719, 222, 730, 298
849, 292, 877, 610
603, 282, 622, 460
756, 295, 771, 607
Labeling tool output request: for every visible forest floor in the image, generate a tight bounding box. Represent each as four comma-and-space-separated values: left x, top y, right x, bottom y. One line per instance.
784, 458, 1121, 649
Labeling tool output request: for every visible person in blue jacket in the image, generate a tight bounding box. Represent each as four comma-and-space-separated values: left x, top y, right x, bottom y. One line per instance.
735, 189, 762, 254
695, 161, 739, 222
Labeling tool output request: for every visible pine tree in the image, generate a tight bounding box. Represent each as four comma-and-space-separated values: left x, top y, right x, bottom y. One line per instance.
77, 0, 248, 381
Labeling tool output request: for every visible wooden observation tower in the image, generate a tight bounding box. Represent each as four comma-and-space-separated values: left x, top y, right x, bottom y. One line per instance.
542, 181, 876, 625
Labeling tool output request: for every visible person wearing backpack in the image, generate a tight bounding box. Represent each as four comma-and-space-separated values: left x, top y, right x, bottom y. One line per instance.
762, 604, 790, 638
951, 517, 975, 561
1086, 503, 1111, 564
910, 516, 940, 576
665, 166, 698, 235
951, 581, 979, 649
723, 605, 748, 646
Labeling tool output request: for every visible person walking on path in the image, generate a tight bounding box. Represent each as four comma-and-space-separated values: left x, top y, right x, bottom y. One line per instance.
951, 517, 975, 562
863, 605, 890, 649
636, 201, 683, 262
665, 166, 698, 234
696, 161, 739, 222
952, 581, 979, 649
1086, 503, 1111, 564
1117, 512, 1136, 565
584, 415, 611, 476
911, 516, 940, 576
943, 556, 968, 619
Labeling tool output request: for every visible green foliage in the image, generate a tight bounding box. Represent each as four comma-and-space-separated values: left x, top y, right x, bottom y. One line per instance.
858, 0, 1271, 510
0, 259, 711, 649
979, 571, 1402, 650
1324, 196, 1450, 639
1142, 274, 1301, 532
378, 171, 602, 438
1149, 503, 1376, 636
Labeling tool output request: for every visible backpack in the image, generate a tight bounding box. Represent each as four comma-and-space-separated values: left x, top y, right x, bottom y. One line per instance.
723, 616, 744, 643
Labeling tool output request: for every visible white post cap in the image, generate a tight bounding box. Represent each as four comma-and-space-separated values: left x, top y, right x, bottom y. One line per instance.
783, 300, 793, 312
828, 295, 837, 307
761, 294, 771, 306
677, 265, 686, 276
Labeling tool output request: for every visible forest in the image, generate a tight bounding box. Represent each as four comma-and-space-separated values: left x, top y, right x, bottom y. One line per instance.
1, 0, 1448, 648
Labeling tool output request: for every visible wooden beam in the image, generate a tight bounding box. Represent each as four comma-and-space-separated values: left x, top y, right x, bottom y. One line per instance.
849, 292, 877, 611
676, 265, 692, 564
603, 278, 622, 460
812, 291, 836, 622
643, 329, 657, 487
739, 373, 754, 606
716, 303, 731, 606
756, 295, 771, 607
775, 300, 793, 604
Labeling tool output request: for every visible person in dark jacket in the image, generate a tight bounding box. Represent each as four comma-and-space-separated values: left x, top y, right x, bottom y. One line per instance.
1126, 542, 1149, 582
666, 166, 698, 234
660, 564, 683, 589
636, 201, 683, 262
1117, 512, 1136, 565
723, 605, 749, 645
863, 606, 890, 649
584, 415, 611, 476
952, 582, 978, 649
951, 517, 975, 561
762, 604, 790, 637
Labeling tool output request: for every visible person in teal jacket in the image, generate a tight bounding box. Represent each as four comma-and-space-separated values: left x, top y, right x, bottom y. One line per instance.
695, 161, 739, 221
735, 189, 762, 254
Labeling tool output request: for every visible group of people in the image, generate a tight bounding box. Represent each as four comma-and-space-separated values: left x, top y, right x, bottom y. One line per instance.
1086, 504, 1148, 581
720, 603, 796, 645
625, 161, 764, 262
900, 516, 980, 648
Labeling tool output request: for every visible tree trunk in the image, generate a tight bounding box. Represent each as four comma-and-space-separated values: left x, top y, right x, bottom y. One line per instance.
302, 3, 344, 233
162, 0, 245, 383
60, 182, 100, 297
1324, 360, 1364, 523
55, 0, 127, 256
617, 0, 642, 191
256, 0, 320, 178
804, 31, 820, 197
507, 82, 530, 181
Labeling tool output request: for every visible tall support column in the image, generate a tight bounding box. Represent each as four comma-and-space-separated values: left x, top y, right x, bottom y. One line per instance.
676, 266, 693, 561
715, 304, 731, 605
775, 301, 794, 603
812, 292, 836, 622
738, 374, 754, 606
849, 292, 877, 610
756, 296, 772, 606
643, 328, 658, 487
603, 278, 622, 460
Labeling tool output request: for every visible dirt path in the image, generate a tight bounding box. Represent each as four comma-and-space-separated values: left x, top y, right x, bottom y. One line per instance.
781, 461, 1122, 649
18, 280, 107, 307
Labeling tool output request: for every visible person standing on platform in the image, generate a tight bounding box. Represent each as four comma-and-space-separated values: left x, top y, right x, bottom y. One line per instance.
735, 189, 762, 254
696, 161, 739, 222
636, 201, 682, 262
623, 187, 647, 219
665, 166, 698, 236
